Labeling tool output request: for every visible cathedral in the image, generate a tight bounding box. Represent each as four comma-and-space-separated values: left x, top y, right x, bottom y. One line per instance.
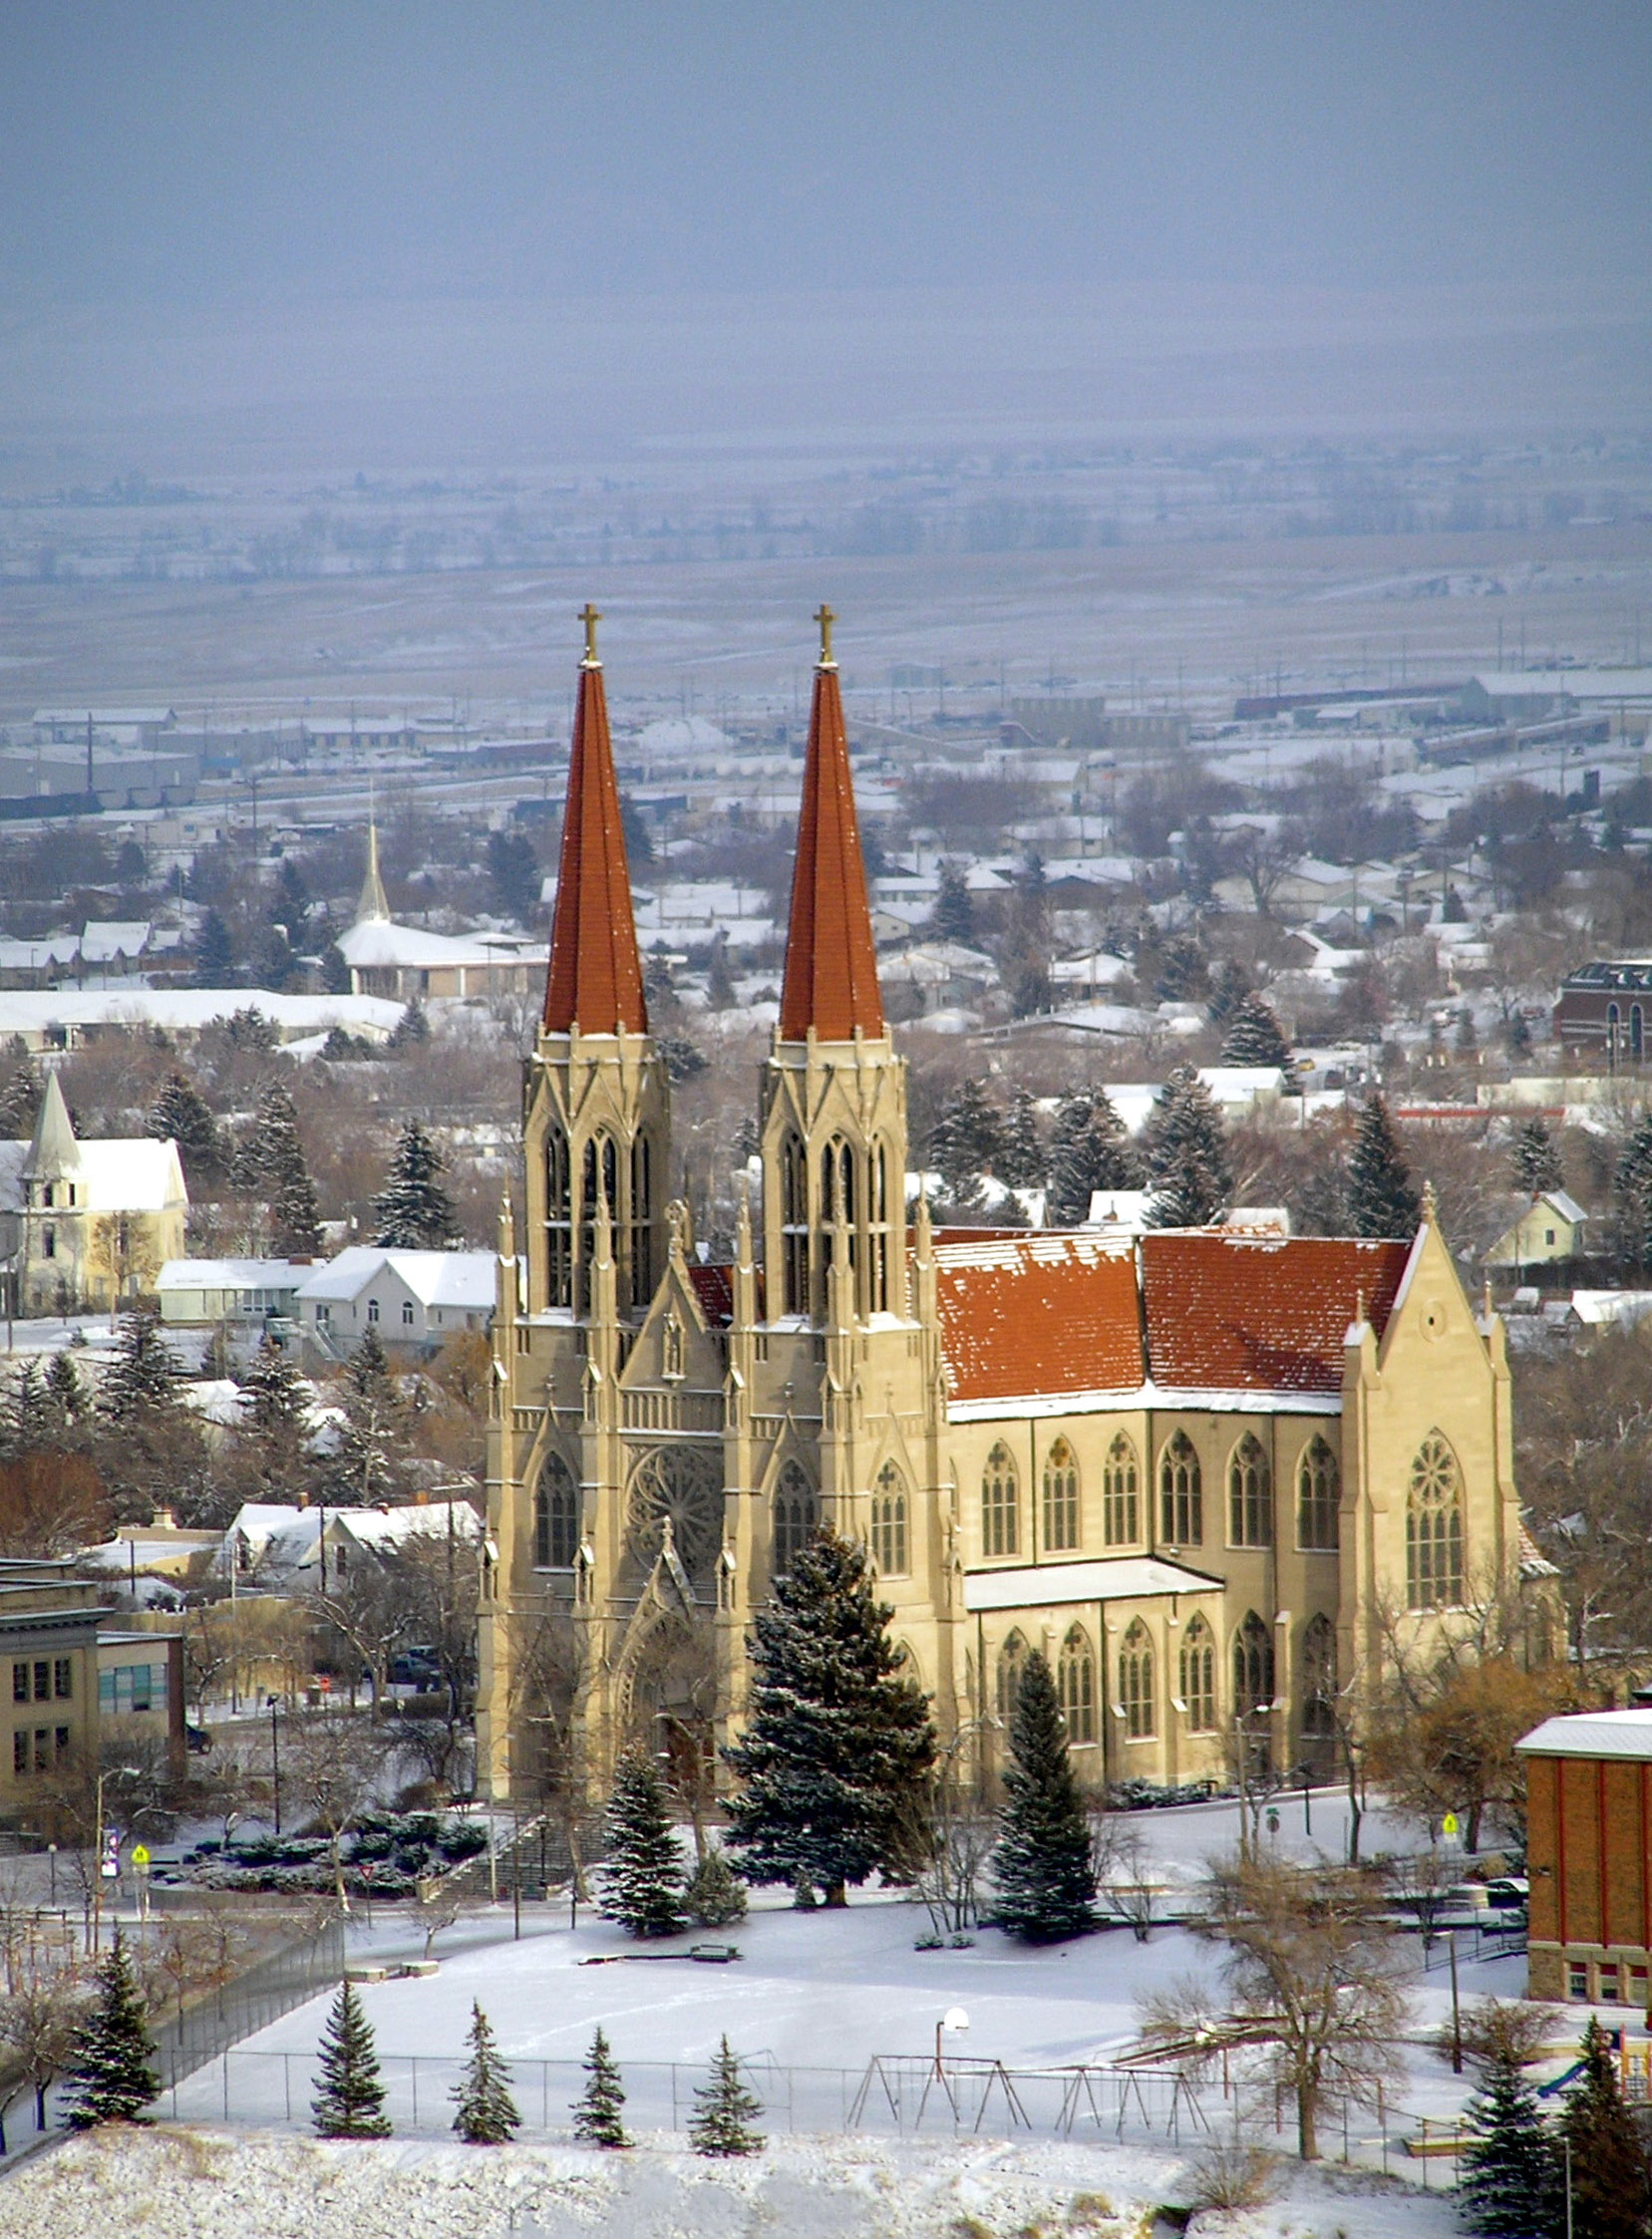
476, 610, 1530, 1806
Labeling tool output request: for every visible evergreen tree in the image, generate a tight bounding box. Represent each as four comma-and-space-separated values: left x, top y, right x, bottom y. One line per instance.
686, 1845, 749, 1926
97, 1309, 205, 1526
1143, 1065, 1232, 1227
1510, 1118, 1565, 1199
706, 934, 737, 1011
1346, 1094, 1422, 1240
991, 1651, 1098, 1941
451, 2001, 519, 2143
689, 2036, 764, 2157
598, 1748, 687, 1937
930, 1080, 1005, 1209
1219, 992, 1292, 1070
235, 1081, 323, 1255
571, 2026, 629, 2148
327, 1328, 407, 1506
930, 859, 976, 944
62, 1930, 160, 2128
43, 1348, 89, 1437
724, 1531, 936, 1906
998, 1087, 1046, 1191
1046, 1091, 1142, 1222
1460, 2045, 1563, 2239
1205, 957, 1254, 1031
1557, 2017, 1651, 2239
235, 1334, 313, 1499
371, 1120, 457, 1248
486, 827, 542, 922
1615, 1116, 1652, 1272
388, 999, 430, 1050
193, 907, 236, 987
148, 1070, 224, 1183
100, 1306, 184, 1422
311, 1978, 391, 2137
0, 1046, 43, 1136
322, 942, 353, 995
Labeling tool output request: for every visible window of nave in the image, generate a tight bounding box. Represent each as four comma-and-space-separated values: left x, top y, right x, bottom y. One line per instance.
1057, 1624, 1095, 1743
1296, 1436, 1340, 1552
1102, 1435, 1137, 1547
1119, 1620, 1155, 1740
870, 1460, 908, 1577
1179, 1615, 1215, 1732
533, 1450, 579, 1568
1043, 1439, 1081, 1553
1227, 1433, 1272, 1548
1406, 1433, 1465, 1610
780, 1129, 809, 1315
996, 1630, 1027, 1722
981, 1441, 1020, 1558
772, 1461, 817, 1575
1159, 1431, 1202, 1546
1232, 1610, 1274, 1721
1300, 1613, 1337, 1747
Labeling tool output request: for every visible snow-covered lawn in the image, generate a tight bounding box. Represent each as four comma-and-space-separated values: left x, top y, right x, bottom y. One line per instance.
0, 2124, 1470, 2239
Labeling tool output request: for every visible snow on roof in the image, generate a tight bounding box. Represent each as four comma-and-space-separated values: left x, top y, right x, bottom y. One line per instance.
964, 1555, 1225, 1613
1517, 1709, 1652, 1760
327, 1501, 483, 1552
78, 921, 153, 963
157, 1258, 310, 1291
0, 991, 406, 1042
1141, 1231, 1411, 1397
934, 1233, 1144, 1405
335, 920, 546, 970
294, 1247, 496, 1309
0, 1134, 184, 1214
1532, 1190, 1588, 1225
1569, 1290, 1652, 1328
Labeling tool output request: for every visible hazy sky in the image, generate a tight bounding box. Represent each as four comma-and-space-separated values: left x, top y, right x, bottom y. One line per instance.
4, 1, 1649, 305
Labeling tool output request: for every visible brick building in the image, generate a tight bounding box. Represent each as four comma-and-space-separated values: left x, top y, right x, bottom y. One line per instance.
1519, 1708, 1652, 2007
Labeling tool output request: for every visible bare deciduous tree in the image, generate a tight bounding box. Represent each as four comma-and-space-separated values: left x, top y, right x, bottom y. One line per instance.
280, 1709, 383, 1912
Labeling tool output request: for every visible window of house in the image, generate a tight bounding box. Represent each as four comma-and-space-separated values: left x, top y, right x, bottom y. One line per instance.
1228, 1434, 1272, 1547
1407, 1433, 1465, 1610
1545, 1229, 1556, 1246
43, 1184, 54, 1209
1631, 1966, 1648, 2007
315, 1305, 330, 1327
1180, 1616, 1215, 1732
1103, 1435, 1138, 1547
12, 1732, 25, 1777
981, 1442, 1019, 1558
1297, 1437, 1340, 1551
1599, 1963, 1621, 2002
1058, 1625, 1096, 1743
1119, 1620, 1156, 1740
33, 1661, 49, 1703
871, 1461, 908, 1576
772, 1461, 817, 1576
1043, 1439, 1081, 1552
402, 1300, 415, 1326
1159, 1432, 1202, 1545
53, 1658, 72, 1701
367, 1298, 380, 1323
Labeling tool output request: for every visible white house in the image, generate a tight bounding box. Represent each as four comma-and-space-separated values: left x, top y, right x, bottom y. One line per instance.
294, 1247, 495, 1352
158, 1257, 311, 1324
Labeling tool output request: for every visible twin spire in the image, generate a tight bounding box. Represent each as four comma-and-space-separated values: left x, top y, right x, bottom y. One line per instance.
541, 603, 882, 1045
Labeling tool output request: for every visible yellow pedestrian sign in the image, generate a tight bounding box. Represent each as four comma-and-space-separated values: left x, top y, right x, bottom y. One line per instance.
131, 1845, 151, 1868
1441, 1813, 1459, 1841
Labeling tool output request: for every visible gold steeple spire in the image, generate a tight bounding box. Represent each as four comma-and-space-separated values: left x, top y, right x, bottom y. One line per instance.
355, 811, 390, 925
814, 602, 835, 668
579, 602, 601, 668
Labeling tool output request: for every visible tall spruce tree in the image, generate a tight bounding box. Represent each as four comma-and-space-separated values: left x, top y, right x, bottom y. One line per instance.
1460, 2045, 1563, 2239
100, 1306, 184, 1421
1205, 957, 1254, 1030
236, 1333, 314, 1499
597, 1748, 687, 1937
1046, 1091, 1142, 1222
689, 2036, 764, 2157
1346, 1094, 1422, 1239
1615, 1116, 1652, 1272
388, 998, 430, 1050
193, 907, 236, 987
1510, 1118, 1565, 1199
311, 1977, 391, 2137
1219, 991, 1292, 1070
237, 1080, 322, 1255
724, 1530, 936, 1906
62, 1930, 160, 2128
991, 1651, 1098, 1942
0, 1044, 43, 1136
1557, 2016, 1652, 2239
572, 2026, 630, 2147
451, 2001, 520, 2143
998, 1087, 1046, 1191
371, 1120, 457, 1248
1143, 1064, 1232, 1227
326, 1327, 407, 1506
686, 1845, 748, 1926
930, 859, 976, 944
148, 1070, 224, 1183
930, 1080, 1005, 1209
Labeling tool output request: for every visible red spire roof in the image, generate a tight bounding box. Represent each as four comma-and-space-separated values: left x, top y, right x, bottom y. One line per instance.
779, 617, 884, 1042
542, 633, 648, 1037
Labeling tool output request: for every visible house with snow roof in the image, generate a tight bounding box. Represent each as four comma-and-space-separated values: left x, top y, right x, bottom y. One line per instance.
477, 611, 1553, 1808
0, 1075, 186, 1316
293, 1246, 495, 1354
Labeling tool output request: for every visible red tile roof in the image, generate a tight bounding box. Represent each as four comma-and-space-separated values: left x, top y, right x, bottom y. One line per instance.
1140, 1232, 1411, 1396
779, 660, 884, 1043
933, 1235, 1145, 1403
687, 1263, 735, 1327
542, 658, 648, 1036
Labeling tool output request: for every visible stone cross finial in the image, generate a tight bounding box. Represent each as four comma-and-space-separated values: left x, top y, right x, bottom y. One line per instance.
814, 602, 835, 667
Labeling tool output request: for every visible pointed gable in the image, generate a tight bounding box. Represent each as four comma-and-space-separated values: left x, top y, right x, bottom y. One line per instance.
1140, 1231, 1411, 1396
779, 647, 883, 1043
542, 651, 648, 1037
22, 1073, 81, 1178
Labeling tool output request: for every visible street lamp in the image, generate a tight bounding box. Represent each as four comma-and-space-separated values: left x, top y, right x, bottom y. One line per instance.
269, 1698, 282, 1836
92, 1763, 144, 1955
935, 2006, 969, 2080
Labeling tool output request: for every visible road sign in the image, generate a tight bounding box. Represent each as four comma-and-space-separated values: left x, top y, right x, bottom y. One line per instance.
1442, 1812, 1460, 1841
131, 1845, 151, 1869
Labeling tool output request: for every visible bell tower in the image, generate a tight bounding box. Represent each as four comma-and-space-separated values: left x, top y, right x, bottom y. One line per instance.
521, 605, 668, 1318
760, 605, 908, 1327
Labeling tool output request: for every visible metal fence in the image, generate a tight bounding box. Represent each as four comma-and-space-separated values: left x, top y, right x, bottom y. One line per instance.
150, 1914, 348, 2092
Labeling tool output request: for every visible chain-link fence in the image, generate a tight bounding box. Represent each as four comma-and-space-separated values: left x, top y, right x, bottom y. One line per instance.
150, 1914, 347, 2093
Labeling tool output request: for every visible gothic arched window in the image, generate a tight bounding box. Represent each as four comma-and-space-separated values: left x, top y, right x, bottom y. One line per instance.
578, 1132, 617, 1312
871, 1460, 908, 1577
996, 1630, 1028, 1723
981, 1441, 1020, 1558
869, 1139, 890, 1315
545, 1126, 572, 1307
1103, 1434, 1139, 1547
533, 1450, 579, 1568
1300, 1613, 1337, 1749
629, 1133, 653, 1307
1297, 1437, 1340, 1551
1179, 1615, 1215, 1732
1120, 1620, 1156, 1740
1159, 1431, 1202, 1546
1407, 1433, 1464, 1610
1058, 1624, 1096, 1744
772, 1461, 817, 1576
1043, 1439, 1081, 1553
1233, 1610, 1274, 1721
625, 1444, 724, 1582
1228, 1433, 1272, 1548
781, 1130, 809, 1316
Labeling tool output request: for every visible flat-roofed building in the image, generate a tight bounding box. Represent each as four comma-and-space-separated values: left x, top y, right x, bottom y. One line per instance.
1518, 1708, 1652, 2007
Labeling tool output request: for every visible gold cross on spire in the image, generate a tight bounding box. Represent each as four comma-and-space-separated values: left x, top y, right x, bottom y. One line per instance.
815, 602, 836, 667
578, 602, 601, 665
